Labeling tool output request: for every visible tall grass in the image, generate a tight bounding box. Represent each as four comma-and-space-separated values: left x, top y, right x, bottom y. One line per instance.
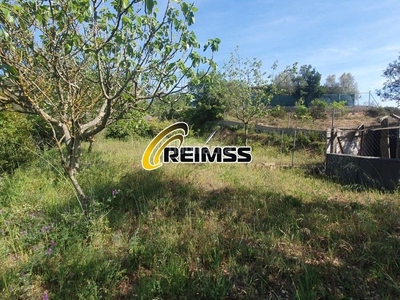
0, 135, 399, 299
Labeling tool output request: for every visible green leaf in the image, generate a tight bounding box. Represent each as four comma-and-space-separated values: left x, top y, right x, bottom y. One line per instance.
203, 38, 220, 52
0, 6, 14, 24
181, 2, 188, 15
0, 28, 10, 40
64, 43, 72, 54
1, 63, 18, 76
145, 0, 154, 14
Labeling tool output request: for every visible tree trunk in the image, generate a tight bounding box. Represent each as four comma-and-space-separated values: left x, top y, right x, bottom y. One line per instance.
244, 122, 248, 146
87, 136, 95, 154
62, 134, 89, 211
67, 169, 88, 209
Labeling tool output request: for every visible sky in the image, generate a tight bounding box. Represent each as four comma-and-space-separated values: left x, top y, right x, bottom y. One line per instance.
190, 0, 400, 106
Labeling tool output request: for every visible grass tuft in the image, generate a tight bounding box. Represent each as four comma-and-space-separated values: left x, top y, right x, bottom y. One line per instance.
0, 136, 399, 299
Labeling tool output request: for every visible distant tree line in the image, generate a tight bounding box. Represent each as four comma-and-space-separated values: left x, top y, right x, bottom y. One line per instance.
272, 65, 359, 106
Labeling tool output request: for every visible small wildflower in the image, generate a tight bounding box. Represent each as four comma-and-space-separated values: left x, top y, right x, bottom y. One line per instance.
50, 240, 56, 247
42, 291, 49, 300
29, 213, 36, 218
21, 230, 27, 236
8, 285, 13, 292
112, 189, 119, 198
45, 247, 52, 255
41, 226, 50, 233
21, 272, 25, 278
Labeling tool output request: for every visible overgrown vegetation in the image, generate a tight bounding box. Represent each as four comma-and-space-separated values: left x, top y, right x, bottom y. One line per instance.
364, 106, 400, 118
1, 134, 399, 299
309, 99, 328, 119
268, 105, 287, 119
105, 111, 149, 140
0, 112, 36, 173
0, 0, 220, 201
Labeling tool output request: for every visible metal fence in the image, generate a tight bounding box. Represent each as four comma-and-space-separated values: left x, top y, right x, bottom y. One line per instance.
217, 120, 326, 167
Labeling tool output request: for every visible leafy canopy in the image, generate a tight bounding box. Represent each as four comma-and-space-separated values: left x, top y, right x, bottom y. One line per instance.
377, 54, 400, 107
0, 0, 220, 201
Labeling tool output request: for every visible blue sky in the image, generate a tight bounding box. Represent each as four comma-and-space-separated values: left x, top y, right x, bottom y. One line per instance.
190, 0, 400, 106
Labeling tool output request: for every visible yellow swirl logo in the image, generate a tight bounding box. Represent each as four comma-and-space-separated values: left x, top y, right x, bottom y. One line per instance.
141, 122, 252, 171
141, 122, 189, 171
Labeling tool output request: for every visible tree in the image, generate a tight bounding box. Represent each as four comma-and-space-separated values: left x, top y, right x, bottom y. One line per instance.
339, 73, 359, 94
377, 54, 400, 107
185, 71, 226, 132
323, 73, 359, 95
223, 48, 274, 146
293, 64, 322, 106
324, 74, 341, 94
149, 93, 189, 121
0, 0, 220, 204
272, 66, 298, 95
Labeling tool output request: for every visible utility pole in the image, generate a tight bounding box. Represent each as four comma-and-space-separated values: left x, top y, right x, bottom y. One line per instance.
368, 91, 371, 107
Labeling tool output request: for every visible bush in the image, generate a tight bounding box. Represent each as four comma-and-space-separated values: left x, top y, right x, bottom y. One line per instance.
0, 112, 37, 173
364, 106, 400, 118
309, 99, 328, 119
364, 107, 385, 118
27, 115, 56, 150
146, 120, 176, 137
294, 98, 310, 119
105, 111, 149, 140
329, 100, 348, 117
269, 105, 287, 119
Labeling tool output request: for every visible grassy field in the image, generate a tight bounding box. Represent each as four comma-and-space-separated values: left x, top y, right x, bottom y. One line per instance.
1, 134, 399, 299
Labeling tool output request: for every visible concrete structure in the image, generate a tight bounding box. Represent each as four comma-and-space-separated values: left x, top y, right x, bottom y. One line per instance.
326, 115, 400, 190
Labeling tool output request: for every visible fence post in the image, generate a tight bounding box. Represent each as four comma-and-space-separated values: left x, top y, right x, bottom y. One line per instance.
292, 130, 297, 167
380, 116, 390, 158
390, 114, 400, 158
330, 109, 335, 153
281, 129, 284, 153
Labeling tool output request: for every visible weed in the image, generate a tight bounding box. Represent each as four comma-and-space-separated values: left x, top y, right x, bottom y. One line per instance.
0, 136, 399, 299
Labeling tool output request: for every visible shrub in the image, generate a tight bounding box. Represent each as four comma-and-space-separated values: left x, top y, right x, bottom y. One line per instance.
0, 112, 37, 173
105, 111, 149, 140
329, 100, 348, 117
364, 107, 385, 118
294, 98, 310, 119
269, 105, 287, 119
27, 115, 56, 150
309, 99, 328, 119
146, 120, 175, 137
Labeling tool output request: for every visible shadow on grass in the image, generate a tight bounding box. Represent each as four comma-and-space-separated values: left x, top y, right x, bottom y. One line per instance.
2, 162, 400, 299
89, 167, 400, 299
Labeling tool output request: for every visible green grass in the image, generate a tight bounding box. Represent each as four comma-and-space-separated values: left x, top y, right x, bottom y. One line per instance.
1, 136, 399, 299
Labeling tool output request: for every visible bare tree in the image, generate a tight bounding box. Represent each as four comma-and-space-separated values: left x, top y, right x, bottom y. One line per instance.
0, 0, 219, 205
